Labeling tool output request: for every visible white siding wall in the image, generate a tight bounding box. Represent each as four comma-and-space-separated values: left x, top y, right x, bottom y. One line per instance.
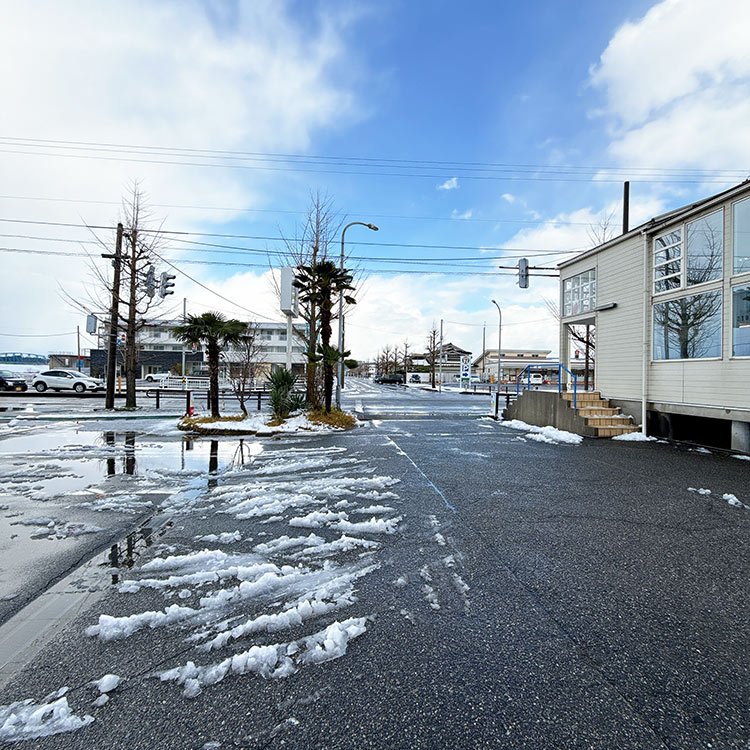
561, 192, 750, 419
648, 203, 750, 411
560, 233, 645, 402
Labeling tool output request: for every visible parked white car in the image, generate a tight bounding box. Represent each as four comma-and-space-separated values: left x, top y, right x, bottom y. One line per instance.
32, 370, 103, 393
529, 373, 544, 385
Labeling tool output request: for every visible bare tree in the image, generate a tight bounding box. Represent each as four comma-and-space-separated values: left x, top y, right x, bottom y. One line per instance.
425, 324, 440, 388
224, 323, 262, 415
274, 192, 344, 408
400, 340, 412, 373
61, 182, 169, 408
544, 298, 596, 389
587, 208, 617, 247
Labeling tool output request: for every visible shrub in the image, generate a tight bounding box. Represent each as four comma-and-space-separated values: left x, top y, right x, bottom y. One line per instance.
268, 368, 300, 421
307, 408, 357, 430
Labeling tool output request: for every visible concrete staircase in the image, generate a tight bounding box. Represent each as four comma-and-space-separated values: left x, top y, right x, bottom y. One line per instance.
561, 391, 638, 437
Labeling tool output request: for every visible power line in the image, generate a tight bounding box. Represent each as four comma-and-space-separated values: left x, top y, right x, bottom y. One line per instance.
1, 135, 747, 179
0, 330, 78, 337
0, 217, 584, 255
0, 144, 741, 185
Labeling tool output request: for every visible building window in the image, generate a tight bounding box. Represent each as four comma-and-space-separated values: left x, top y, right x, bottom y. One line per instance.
732, 285, 750, 356
653, 290, 722, 360
653, 229, 682, 292
686, 210, 723, 285
151, 345, 165, 351
563, 269, 596, 316
733, 197, 750, 275
654, 210, 723, 293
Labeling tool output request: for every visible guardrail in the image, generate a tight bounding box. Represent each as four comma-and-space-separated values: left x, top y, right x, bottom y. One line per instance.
515, 363, 578, 408
144, 388, 270, 413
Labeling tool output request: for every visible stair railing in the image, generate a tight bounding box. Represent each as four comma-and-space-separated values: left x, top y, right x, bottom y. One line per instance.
515, 363, 578, 409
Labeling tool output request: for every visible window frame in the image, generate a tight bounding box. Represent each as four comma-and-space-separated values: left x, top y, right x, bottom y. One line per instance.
731, 195, 750, 278
730, 282, 750, 358
562, 268, 597, 317
653, 208, 724, 296
651, 289, 723, 362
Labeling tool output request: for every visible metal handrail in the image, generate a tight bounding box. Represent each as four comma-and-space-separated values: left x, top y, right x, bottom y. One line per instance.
515, 362, 578, 409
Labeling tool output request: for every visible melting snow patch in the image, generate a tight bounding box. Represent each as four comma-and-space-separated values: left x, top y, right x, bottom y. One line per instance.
501, 420, 583, 445
688, 487, 712, 495
288, 510, 348, 528
393, 575, 408, 587
159, 617, 368, 697
612, 432, 656, 442
0, 691, 93, 742
196, 531, 242, 544
354, 504, 394, 514
422, 585, 440, 610
434, 533, 446, 546
731, 454, 750, 461
333, 516, 401, 535
92, 674, 121, 694
722, 493, 749, 509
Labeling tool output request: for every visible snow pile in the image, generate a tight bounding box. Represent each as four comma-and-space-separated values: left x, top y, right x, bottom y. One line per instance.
333, 516, 402, 535
731, 454, 750, 461
354, 504, 394, 514
501, 420, 583, 445
253, 534, 325, 555
0, 691, 93, 742
160, 617, 368, 697
688, 487, 712, 495
722, 493, 749, 509
196, 531, 242, 544
288, 510, 348, 528
612, 432, 656, 442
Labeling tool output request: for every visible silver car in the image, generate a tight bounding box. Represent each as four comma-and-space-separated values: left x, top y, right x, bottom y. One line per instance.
32, 370, 103, 393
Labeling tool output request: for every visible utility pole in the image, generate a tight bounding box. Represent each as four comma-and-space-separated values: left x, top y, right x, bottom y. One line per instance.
438, 319, 443, 393
492, 300, 502, 388
481, 322, 486, 379
181, 297, 186, 377
103, 223, 123, 409
76, 326, 81, 372
125, 229, 138, 407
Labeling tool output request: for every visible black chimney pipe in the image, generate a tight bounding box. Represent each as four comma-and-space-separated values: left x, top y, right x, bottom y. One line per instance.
623, 181, 630, 234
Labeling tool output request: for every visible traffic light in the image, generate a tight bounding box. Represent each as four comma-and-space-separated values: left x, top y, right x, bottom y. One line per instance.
145, 266, 156, 297
159, 272, 176, 297
518, 258, 529, 289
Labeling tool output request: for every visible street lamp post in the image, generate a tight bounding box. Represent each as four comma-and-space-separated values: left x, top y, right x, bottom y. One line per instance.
492, 300, 502, 389
336, 221, 378, 409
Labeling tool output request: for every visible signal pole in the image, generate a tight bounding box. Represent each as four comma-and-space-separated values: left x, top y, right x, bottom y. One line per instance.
103, 223, 123, 409
181, 297, 186, 377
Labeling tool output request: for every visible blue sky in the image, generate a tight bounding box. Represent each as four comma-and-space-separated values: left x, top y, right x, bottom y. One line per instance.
1, 0, 749, 359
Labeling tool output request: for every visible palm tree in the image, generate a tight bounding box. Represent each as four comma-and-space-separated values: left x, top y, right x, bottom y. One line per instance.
293, 261, 356, 413
173, 312, 247, 418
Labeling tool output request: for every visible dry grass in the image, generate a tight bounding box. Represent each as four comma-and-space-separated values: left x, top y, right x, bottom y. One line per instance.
307, 409, 357, 430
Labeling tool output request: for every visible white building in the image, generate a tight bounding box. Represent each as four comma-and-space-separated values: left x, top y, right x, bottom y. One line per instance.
559, 181, 750, 452
92, 317, 305, 379
473, 349, 553, 382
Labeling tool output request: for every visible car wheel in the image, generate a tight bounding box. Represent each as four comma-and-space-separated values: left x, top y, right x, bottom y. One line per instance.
34, 382, 47, 392
74, 383, 86, 394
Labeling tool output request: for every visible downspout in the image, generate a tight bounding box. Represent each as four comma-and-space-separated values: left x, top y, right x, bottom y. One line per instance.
641, 231, 649, 434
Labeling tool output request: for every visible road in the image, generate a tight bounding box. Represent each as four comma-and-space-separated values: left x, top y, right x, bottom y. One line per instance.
0, 382, 746, 748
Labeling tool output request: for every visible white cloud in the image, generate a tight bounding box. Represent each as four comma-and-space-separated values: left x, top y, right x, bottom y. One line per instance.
437, 177, 459, 191
347, 272, 559, 360
590, 0, 750, 170
451, 209, 473, 220
0, 1, 365, 355
501, 193, 516, 204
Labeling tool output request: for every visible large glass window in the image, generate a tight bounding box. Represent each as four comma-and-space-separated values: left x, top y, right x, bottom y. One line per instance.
686, 210, 723, 285
733, 197, 750, 274
653, 209, 723, 293
653, 291, 722, 360
732, 285, 750, 356
563, 269, 596, 316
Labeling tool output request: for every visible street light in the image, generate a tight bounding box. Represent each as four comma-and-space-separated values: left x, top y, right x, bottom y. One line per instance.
492, 299, 502, 388
336, 221, 379, 409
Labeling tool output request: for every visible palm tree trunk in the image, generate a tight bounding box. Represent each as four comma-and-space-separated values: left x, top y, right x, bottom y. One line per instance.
320, 306, 333, 413
208, 340, 220, 418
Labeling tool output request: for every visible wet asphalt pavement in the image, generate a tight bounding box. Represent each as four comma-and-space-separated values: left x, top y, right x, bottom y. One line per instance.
0, 380, 747, 749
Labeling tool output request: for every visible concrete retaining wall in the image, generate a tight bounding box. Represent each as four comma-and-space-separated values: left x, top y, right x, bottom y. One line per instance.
502, 390, 597, 437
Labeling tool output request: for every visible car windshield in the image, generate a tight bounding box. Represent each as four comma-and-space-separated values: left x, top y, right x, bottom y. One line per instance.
0, 370, 13, 378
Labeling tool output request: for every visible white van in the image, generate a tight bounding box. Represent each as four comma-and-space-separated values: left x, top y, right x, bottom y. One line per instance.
529, 373, 544, 385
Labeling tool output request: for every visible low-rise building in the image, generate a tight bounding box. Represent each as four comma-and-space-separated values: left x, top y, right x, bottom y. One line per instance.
89, 318, 306, 381
473, 349, 553, 382
559, 180, 750, 451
